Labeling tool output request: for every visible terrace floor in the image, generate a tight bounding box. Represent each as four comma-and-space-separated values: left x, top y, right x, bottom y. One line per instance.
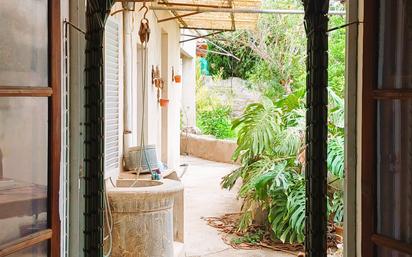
180, 155, 293, 257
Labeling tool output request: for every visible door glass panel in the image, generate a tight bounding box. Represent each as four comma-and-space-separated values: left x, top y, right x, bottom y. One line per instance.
377, 0, 412, 89
0, 98, 48, 245
7, 240, 48, 257
0, 0, 48, 87
377, 246, 412, 257
377, 100, 412, 244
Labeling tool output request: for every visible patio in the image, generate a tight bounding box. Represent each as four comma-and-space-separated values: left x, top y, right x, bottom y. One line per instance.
180, 155, 293, 257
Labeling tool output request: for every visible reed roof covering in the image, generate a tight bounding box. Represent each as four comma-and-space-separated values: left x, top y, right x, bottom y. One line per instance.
153, 0, 262, 30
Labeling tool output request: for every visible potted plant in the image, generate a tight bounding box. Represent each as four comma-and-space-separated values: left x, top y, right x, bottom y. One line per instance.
159, 98, 169, 107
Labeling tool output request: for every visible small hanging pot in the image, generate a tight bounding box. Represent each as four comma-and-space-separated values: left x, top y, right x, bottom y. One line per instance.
159, 98, 169, 107
174, 75, 181, 83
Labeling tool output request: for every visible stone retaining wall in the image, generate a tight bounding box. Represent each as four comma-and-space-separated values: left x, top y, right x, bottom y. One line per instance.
180, 133, 238, 164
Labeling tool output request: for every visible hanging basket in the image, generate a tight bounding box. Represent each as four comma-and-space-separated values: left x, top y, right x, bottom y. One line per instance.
159, 98, 169, 107
174, 75, 181, 83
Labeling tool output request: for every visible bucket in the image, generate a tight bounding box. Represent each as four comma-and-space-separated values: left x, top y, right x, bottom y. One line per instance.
124, 145, 159, 172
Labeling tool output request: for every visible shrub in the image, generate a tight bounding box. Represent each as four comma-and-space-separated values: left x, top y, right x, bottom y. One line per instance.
197, 106, 235, 139
222, 89, 345, 244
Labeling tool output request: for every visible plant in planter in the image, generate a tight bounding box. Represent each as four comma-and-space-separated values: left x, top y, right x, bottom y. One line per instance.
174, 75, 181, 83
222, 88, 345, 244
159, 98, 169, 107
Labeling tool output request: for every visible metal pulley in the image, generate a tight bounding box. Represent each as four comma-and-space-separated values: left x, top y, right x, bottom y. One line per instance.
139, 18, 150, 44
138, 4, 150, 44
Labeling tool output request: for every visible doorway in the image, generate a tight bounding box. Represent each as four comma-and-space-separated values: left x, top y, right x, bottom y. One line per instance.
0, 0, 61, 256
83, 1, 341, 256
361, 0, 412, 256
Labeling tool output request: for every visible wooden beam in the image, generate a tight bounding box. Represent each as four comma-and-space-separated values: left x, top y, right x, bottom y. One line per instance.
0, 229, 52, 257
179, 31, 223, 43
361, 0, 378, 256
372, 234, 412, 255
180, 26, 233, 31
228, 0, 235, 30
158, 11, 201, 23
114, 0, 155, 2
0, 87, 52, 97
157, 1, 231, 8
49, 0, 62, 256
150, 6, 346, 15
159, 0, 188, 27
373, 89, 412, 99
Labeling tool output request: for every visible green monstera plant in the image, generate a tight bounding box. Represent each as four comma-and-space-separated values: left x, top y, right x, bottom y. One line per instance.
222, 88, 344, 244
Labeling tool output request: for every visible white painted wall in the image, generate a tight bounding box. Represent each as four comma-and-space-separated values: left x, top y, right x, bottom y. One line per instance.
180, 32, 197, 128
66, 3, 183, 256
118, 7, 182, 169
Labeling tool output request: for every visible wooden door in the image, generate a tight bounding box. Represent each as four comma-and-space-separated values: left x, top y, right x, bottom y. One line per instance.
0, 1, 61, 256
362, 0, 412, 256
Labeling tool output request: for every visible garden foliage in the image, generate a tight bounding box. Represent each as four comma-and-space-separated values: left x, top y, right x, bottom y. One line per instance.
210, 0, 347, 244
197, 106, 234, 139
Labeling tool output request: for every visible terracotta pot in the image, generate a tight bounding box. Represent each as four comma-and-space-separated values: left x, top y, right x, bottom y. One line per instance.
335, 225, 344, 243
174, 75, 181, 83
159, 98, 169, 107
196, 41, 208, 57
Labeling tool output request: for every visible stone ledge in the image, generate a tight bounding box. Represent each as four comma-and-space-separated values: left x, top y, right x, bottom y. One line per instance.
180, 133, 239, 164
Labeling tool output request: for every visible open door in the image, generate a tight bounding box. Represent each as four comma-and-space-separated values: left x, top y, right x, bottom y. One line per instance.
0, 1, 61, 256
362, 0, 412, 256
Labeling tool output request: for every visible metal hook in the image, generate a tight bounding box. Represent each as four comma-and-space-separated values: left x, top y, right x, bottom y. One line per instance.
139, 3, 149, 19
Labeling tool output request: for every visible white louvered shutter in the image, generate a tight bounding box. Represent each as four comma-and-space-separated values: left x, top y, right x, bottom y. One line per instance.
104, 17, 120, 172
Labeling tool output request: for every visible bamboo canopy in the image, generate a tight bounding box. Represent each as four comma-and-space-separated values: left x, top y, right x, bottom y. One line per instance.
152, 0, 263, 30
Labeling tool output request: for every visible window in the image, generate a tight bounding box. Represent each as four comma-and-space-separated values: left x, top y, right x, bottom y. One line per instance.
0, 1, 61, 256
362, 0, 412, 256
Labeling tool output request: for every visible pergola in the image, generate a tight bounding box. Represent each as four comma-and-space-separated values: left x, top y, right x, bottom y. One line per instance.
83, 1, 330, 257
150, 0, 262, 31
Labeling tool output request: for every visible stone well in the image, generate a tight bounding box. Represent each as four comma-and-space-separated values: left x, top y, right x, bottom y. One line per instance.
107, 179, 184, 257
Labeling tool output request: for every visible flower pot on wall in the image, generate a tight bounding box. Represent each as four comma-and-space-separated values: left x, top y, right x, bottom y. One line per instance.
159, 98, 169, 107
174, 75, 181, 83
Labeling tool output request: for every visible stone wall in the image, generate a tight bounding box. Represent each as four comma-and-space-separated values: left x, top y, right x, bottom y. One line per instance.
203, 76, 261, 117
180, 133, 239, 164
